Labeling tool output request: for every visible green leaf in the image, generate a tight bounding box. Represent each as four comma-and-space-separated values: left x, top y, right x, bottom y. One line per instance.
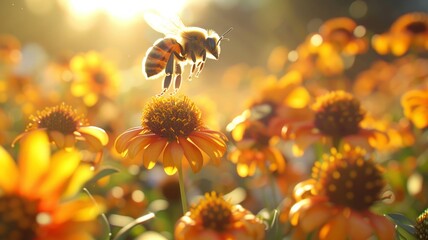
85, 167, 119, 187
113, 212, 156, 240
387, 213, 416, 236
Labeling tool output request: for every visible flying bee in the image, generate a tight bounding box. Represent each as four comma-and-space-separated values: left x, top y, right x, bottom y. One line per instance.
142, 12, 232, 96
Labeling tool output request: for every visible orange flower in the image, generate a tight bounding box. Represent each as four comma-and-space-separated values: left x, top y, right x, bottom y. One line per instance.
401, 88, 428, 129
283, 90, 386, 156
175, 192, 265, 240
70, 51, 120, 107
373, 12, 428, 56
115, 95, 227, 175
289, 146, 395, 240
0, 34, 21, 65
228, 117, 286, 177
0, 130, 103, 240
13, 103, 108, 166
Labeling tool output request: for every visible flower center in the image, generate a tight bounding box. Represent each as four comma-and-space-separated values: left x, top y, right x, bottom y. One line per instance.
27, 103, 87, 134
416, 208, 428, 240
314, 146, 385, 211
312, 91, 365, 139
142, 96, 202, 141
406, 21, 427, 34
0, 195, 39, 240
190, 192, 233, 232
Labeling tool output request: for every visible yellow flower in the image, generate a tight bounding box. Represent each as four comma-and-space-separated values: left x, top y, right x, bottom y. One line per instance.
401, 88, 428, 129
228, 117, 286, 177
373, 12, 428, 56
70, 51, 120, 107
416, 208, 428, 239
115, 95, 227, 175
174, 192, 265, 240
284, 90, 386, 156
289, 146, 395, 240
13, 103, 108, 165
0, 130, 103, 240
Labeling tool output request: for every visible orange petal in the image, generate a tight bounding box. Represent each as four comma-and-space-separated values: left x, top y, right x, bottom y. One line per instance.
114, 127, 143, 153
368, 213, 396, 240
50, 131, 65, 149
18, 130, 51, 196
78, 126, 109, 151
142, 139, 167, 169
37, 149, 81, 197
179, 137, 203, 173
128, 135, 156, 159
52, 197, 103, 224
0, 146, 18, 193
64, 134, 76, 151
346, 211, 373, 239
299, 203, 332, 232
318, 214, 347, 240
189, 135, 224, 159
163, 142, 183, 175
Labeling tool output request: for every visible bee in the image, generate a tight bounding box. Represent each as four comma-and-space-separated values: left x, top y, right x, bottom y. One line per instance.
142, 12, 232, 96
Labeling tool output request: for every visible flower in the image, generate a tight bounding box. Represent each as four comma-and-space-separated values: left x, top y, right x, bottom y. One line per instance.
70, 51, 120, 107
373, 12, 428, 56
115, 95, 227, 175
289, 146, 395, 239
416, 208, 428, 239
283, 90, 386, 156
13, 103, 108, 165
0, 34, 21, 65
174, 192, 265, 240
228, 117, 286, 177
0, 130, 103, 240
401, 88, 428, 129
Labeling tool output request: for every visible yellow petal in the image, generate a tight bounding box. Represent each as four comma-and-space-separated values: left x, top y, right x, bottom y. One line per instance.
163, 142, 182, 175
37, 149, 81, 197
142, 139, 167, 169
62, 164, 94, 198
18, 130, 51, 196
52, 197, 103, 224
114, 127, 143, 153
64, 134, 76, 151
179, 137, 203, 173
237, 162, 250, 177
78, 126, 109, 150
0, 146, 18, 193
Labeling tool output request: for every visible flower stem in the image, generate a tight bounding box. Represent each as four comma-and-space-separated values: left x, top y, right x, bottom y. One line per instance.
177, 163, 188, 213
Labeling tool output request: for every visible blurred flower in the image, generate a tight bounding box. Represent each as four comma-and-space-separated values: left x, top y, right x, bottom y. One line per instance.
401, 88, 428, 129
70, 51, 120, 107
107, 184, 147, 218
416, 208, 428, 239
319, 17, 368, 55
373, 12, 428, 56
283, 90, 386, 156
228, 117, 286, 177
13, 103, 108, 165
174, 192, 265, 240
289, 146, 395, 239
0, 130, 102, 240
0, 34, 21, 65
115, 95, 227, 175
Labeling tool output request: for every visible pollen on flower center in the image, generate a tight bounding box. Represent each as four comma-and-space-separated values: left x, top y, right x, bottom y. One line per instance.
190, 192, 233, 231
416, 208, 428, 240
142, 96, 202, 141
28, 103, 87, 134
0, 195, 39, 240
312, 91, 365, 139
313, 146, 385, 211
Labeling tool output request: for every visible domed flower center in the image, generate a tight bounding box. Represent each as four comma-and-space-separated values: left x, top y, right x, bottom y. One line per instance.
406, 21, 427, 34
0, 195, 39, 240
416, 208, 428, 240
28, 103, 87, 134
312, 91, 365, 139
142, 96, 202, 141
313, 146, 385, 211
190, 192, 233, 232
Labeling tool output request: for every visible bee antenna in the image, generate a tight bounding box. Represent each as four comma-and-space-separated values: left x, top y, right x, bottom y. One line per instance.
217, 27, 233, 45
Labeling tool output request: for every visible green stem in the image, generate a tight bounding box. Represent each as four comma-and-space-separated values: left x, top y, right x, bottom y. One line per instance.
177, 163, 188, 213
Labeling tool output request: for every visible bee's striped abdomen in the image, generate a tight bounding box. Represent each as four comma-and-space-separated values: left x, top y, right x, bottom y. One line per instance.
144, 38, 182, 78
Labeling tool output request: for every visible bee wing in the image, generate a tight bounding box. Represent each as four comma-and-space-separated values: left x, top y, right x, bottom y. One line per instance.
144, 11, 186, 36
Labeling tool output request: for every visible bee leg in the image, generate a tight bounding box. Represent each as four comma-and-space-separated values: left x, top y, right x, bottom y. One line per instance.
195, 50, 206, 77
171, 62, 182, 95
189, 51, 197, 80
158, 53, 175, 97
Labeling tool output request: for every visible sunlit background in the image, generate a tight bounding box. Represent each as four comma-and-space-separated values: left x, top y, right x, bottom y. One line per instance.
2, 0, 428, 239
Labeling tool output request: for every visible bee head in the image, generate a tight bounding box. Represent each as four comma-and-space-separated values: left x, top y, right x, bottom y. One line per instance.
206, 27, 233, 60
